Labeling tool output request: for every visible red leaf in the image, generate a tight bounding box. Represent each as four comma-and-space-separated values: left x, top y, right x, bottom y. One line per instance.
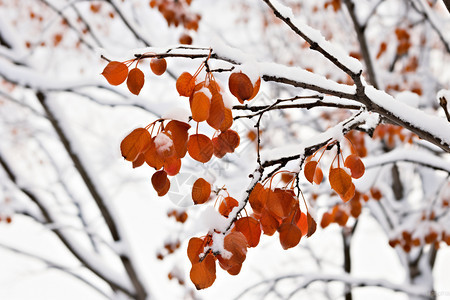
164, 156, 181, 176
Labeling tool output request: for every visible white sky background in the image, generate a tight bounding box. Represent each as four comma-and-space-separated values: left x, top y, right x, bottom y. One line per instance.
0, 0, 450, 299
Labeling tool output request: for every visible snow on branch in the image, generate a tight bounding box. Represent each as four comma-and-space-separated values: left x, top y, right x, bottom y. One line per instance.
364, 148, 450, 173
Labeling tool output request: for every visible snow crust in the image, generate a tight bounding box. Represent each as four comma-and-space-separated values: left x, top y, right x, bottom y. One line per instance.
365, 86, 450, 146
269, 0, 363, 74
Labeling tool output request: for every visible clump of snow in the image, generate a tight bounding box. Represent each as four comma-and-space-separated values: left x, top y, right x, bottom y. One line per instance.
198, 206, 230, 233
396, 91, 420, 108
154, 132, 173, 154
211, 232, 231, 259
162, 107, 190, 123
268, 0, 363, 74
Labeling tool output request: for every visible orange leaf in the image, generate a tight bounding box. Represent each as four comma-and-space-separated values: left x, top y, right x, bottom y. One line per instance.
164, 156, 181, 176
278, 222, 302, 250
187, 134, 213, 163
101, 61, 128, 86
212, 137, 227, 159
127, 68, 145, 95
132, 153, 145, 168
220, 232, 247, 268
340, 182, 355, 202
329, 168, 352, 195
219, 197, 239, 217
165, 120, 190, 158
144, 138, 164, 170
321, 212, 333, 228
260, 208, 280, 236
304, 161, 318, 184
206, 92, 225, 130
150, 58, 167, 76
228, 72, 253, 103
249, 77, 261, 100
176, 72, 195, 97
313, 166, 323, 184
192, 178, 211, 204
234, 216, 261, 247
344, 154, 365, 179
190, 253, 216, 290
187, 237, 205, 264
306, 212, 317, 237
226, 263, 242, 276
120, 128, 151, 162
267, 189, 297, 219
296, 212, 308, 236
249, 183, 265, 215
217, 130, 240, 154
191, 91, 210, 122
151, 170, 170, 196
219, 108, 233, 131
